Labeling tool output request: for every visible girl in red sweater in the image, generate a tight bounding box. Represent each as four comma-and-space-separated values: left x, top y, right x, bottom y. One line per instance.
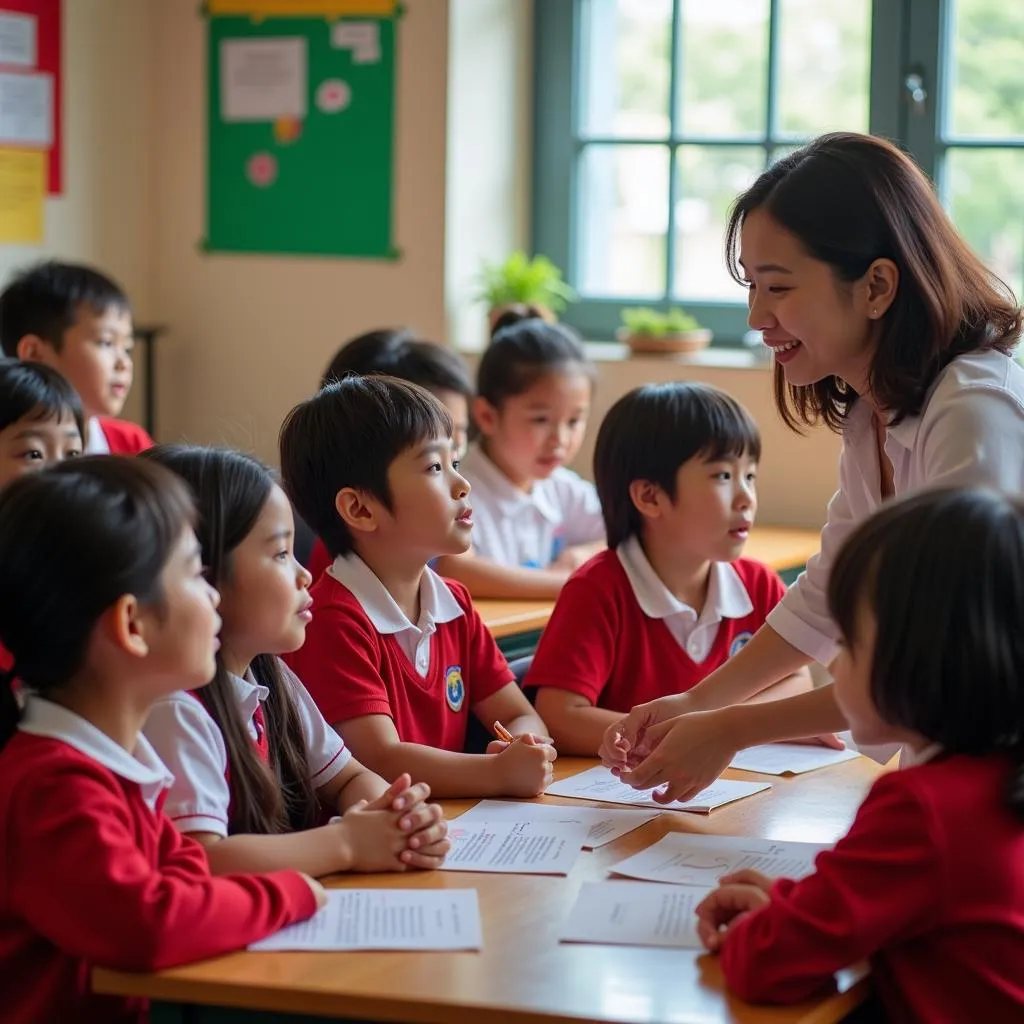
697, 488, 1024, 1023
0, 457, 323, 1024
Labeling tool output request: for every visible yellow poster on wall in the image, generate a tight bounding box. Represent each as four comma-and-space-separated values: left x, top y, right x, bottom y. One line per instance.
0, 148, 45, 244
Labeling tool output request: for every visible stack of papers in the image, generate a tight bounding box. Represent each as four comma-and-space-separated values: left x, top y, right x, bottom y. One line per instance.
440, 819, 589, 875
610, 832, 829, 886
728, 743, 861, 775
546, 766, 770, 813
452, 798, 661, 849
250, 889, 482, 951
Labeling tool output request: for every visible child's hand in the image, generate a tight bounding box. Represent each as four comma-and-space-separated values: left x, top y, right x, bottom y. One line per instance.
695, 870, 773, 952
552, 544, 594, 573
335, 801, 431, 873
493, 734, 557, 796
485, 731, 555, 755
359, 773, 431, 815
298, 871, 329, 910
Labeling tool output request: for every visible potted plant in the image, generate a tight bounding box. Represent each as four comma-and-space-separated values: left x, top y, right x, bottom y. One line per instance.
476, 251, 577, 331
617, 306, 713, 355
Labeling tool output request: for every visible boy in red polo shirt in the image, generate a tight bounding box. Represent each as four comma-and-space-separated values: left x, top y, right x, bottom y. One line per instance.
0, 261, 154, 454
280, 375, 556, 798
530, 382, 812, 754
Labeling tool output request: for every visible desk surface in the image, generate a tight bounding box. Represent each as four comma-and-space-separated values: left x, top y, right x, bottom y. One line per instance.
477, 526, 821, 640
95, 755, 879, 1024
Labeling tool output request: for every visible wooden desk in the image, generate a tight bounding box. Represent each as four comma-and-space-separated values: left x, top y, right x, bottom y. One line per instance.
95, 756, 878, 1024
477, 526, 821, 654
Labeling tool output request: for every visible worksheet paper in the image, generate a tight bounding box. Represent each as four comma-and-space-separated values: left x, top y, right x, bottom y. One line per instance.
561, 881, 710, 949
729, 743, 861, 775
452, 799, 661, 849
546, 766, 770, 813
249, 889, 482, 952
610, 832, 830, 886
440, 819, 588, 875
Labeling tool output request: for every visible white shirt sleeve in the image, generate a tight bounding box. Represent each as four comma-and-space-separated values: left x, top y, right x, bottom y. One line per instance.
557, 470, 606, 547
278, 659, 352, 788
143, 694, 232, 836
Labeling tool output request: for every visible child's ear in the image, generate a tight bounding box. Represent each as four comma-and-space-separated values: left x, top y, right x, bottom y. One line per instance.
334, 487, 379, 537
628, 479, 667, 522
15, 334, 56, 364
103, 594, 150, 660
472, 396, 499, 437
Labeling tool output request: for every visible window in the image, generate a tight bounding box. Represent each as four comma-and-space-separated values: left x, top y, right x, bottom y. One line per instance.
534, 0, 1024, 343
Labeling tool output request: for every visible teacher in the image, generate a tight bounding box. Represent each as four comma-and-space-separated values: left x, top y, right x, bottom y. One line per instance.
602, 132, 1024, 801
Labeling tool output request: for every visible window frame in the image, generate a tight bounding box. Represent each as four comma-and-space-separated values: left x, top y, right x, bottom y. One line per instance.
533, 0, 1009, 344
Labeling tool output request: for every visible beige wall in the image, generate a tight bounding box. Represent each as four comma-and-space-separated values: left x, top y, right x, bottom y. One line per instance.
0, 0, 837, 528
149, 0, 450, 458
0, 0, 155, 424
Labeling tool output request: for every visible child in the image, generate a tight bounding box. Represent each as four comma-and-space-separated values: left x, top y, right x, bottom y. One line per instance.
306, 327, 475, 578
696, 487, 1024, 1021
0, 260, 153, 455
280, 375, 557, 798
436, 313, 605, 599
0, 358, 84, 489
142, 445, 449, 877
0, 457, 323, 1024
602, 132, 1024, 801
530, 383, 810, 755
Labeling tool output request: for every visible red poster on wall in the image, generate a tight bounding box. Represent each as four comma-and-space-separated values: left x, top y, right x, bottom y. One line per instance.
0, 0, 62, 193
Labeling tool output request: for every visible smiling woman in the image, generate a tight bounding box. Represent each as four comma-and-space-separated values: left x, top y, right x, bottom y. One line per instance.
602, 131, 1024, 801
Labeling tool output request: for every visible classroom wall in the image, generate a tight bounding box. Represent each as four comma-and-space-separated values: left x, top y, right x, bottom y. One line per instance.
0, 0, 155, 425
149, 0, 450, 456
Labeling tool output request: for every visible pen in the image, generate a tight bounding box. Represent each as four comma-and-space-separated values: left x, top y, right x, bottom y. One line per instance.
493, 720, 516, 745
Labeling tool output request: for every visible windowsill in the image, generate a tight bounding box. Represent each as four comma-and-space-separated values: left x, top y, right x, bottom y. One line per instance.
458, 337, 771, 371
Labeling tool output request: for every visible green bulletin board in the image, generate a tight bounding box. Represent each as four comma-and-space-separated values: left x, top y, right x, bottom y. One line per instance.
205, 8, 399, 258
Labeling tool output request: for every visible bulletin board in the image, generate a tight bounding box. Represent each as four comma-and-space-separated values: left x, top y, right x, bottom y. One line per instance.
205, 1, 401, 259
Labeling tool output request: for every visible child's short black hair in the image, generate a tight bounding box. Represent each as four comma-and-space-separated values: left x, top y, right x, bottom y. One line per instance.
477, 315, 595, 408
0, 260, 129, 357
0, 358, 85, 438
279, 374, 452, 558
828, 487, 1024, 820
594, 382, 761, 548
321, 327, 473, 398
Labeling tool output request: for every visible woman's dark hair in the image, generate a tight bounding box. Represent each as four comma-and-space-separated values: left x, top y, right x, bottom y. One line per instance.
142, 445, 319, 836
0, 357, 85, 438
321, 328, 473, 398
594, 382, 761, 548
726, 132, 1021, 432
477, 315, 595, 409
828, 487, 1024, 820
280, 375, 452, 558
0, 457, 194, 749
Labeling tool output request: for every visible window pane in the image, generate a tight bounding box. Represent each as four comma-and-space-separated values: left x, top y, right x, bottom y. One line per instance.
580, 0, 672, 139
677, 1, 769, 138
945, 148, 1024, 299
947, 1, 1024, 138
776, 0, 870, 137
577, 144, 668, 299
672, 146, 765, 301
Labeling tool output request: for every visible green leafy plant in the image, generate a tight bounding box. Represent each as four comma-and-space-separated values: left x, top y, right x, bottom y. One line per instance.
621, 306, 702, 336
476, 251, 577, 313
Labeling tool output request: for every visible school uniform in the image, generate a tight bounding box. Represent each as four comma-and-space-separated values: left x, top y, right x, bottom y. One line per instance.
286, 553, 513, 751
770, 350, 1024, 666
459, 443, 604, 568
526, 538, 786, 710
144, 660, 352, 836
0, 695, 317, 1024
720, 751, 1024, 1022
84, 415, 154, 455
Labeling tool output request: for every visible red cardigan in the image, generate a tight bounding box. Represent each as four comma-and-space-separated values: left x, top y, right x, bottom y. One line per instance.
96, 416, 154, 454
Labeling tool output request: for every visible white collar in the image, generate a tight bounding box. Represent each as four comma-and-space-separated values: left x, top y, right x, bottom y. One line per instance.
904, 742, 944, 767
616, 535, 754, 623
19, 694, 173, 789
228, 668, 269, 722
84, 416, 110, 455
461, 444, 561, 524
328, 552, 464, 635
